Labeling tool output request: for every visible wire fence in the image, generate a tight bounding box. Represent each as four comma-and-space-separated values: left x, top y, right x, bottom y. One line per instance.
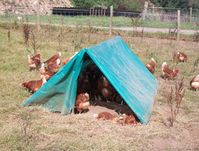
1, 6, 199, 29
146, 7, 199, 23
0, 6, 199, 42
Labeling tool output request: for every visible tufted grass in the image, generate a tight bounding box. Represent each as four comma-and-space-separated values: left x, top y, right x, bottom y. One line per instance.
0, 23, 199, 151
0, 14, 199, 30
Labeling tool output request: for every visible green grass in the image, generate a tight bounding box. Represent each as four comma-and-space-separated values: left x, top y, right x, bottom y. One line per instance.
0, 23, 199, 150
0, 14, 199, 30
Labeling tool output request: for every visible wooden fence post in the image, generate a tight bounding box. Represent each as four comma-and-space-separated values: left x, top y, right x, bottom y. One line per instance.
189, 7, 192, 23
152, 5, 155, 14
143, 1, 148, 20
36, 14, 40, 32
109, 5, 113, 36
36, 1, 40, 32
95, 9, 97, 16
60, 15, 64, 27
89, 8, 91, 16
47, 15, 52, 38
177, 10, 180, 41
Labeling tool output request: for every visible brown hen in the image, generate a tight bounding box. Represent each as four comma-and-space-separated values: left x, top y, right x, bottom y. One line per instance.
174, 52, 188, 62
146, 58, 157, 74
75, 93, 90, 113
190, 74, 199, 90
27, 53, 41, 70
21, 76, 46, 93
162, 62, 179, 80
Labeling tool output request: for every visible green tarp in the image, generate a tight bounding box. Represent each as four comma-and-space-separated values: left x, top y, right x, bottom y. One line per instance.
21, 36, 157, 124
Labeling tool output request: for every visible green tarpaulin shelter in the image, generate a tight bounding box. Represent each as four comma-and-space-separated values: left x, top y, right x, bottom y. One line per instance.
21, 36, 157, 124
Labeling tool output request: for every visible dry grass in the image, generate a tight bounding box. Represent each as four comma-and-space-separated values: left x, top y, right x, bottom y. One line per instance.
0, 23, 199, 151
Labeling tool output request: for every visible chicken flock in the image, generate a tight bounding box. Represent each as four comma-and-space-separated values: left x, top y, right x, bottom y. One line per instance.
21, 50, 199, 126
22, 52, 63, 93
145, 51, 199, 90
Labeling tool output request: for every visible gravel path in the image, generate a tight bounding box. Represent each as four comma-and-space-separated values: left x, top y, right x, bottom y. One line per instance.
95, 26, 198, 35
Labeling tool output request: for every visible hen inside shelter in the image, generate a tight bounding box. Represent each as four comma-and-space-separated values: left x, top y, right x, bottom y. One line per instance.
75, 54, 139, 124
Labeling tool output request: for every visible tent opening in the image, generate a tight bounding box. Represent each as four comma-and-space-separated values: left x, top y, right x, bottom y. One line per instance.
74, 54, 139, 122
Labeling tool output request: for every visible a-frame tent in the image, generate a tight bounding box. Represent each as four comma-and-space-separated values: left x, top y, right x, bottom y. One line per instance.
21, 36, 157, 124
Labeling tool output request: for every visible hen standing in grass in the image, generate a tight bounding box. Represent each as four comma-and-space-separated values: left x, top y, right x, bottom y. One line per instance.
161, 62, 179, 80
21, 75, 46, 93
146, 58, 157, 74
40, 52, 62, 80
174, 52, 188, 63
27, 53, 41, 71
190, 74, 199, 91
39, 63, 55, 80
44, 52, 62, 73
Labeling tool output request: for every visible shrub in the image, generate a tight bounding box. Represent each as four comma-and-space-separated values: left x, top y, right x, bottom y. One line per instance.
167, 77, 185, 127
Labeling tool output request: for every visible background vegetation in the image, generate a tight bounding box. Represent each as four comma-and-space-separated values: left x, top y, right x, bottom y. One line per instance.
72, 0, 144, 10
72, 0, 199, 10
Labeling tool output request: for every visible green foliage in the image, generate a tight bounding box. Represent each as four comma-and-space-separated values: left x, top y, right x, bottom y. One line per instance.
72, 0, 96, 8
191, 0, 199, 9
96, 0, 113, 7
72, 0, 143, 10
113, 0, 143, 10
151, 0, 199, 9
